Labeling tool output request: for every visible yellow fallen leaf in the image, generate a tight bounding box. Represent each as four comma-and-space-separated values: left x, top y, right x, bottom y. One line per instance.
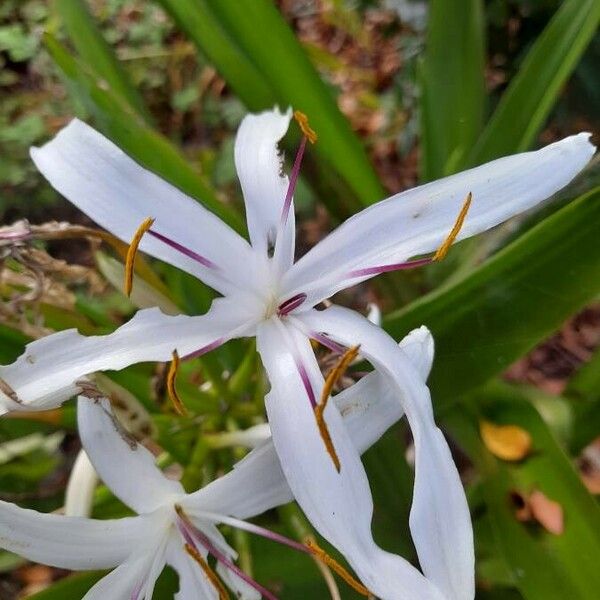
480, 420, 532, 461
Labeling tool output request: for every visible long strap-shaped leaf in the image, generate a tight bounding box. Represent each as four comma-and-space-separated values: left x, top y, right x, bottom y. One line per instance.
384, 186, 600, 408
468, 0, 600, 165
446, 387, 600, 599
419, 0, 485, 180
204, 0, 385, 206
54, 0, 153, 124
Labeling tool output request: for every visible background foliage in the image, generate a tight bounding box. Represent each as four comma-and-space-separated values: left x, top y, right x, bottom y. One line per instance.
0, 1, 598, 598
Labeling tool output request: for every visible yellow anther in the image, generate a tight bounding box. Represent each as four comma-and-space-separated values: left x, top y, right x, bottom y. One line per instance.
124, 216, 154, 296
167, 350, 188, 416
294, 110, 318, 144
433, 192, 473, 262
315, 345, 360, 473
305, 539, 372, 597
184, 543, 230, 600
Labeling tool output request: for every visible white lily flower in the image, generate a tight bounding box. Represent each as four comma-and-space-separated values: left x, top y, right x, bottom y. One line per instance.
0, 109, 594, 599
0, 328, 432, 599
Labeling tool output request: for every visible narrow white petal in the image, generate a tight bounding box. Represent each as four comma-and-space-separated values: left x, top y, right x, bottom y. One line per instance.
235, 107, 294, 267
301, 306, 474, 600
82, 550, 159, 600
64, 449, 98, 517
217, 562, 261, 600
78, 397, 184, 513
184, 326, 434, 521
0, 499, 147, 570
30, 119, 255, 295
168, 540, 219, 600
0, 297, 256, 413
283, 134, 595, 306
256, 318, 444, 600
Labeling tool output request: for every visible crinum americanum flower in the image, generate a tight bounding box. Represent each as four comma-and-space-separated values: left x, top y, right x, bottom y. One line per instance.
0, 107, 594, 599
0, 327, 435, 599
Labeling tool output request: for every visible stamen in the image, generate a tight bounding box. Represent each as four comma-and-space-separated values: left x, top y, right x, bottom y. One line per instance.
310, 332, 346, 354
278, 111, 318, 231
124, 217, 154, 297
433, 191, 473, 262
147, 229, 217, 269
166, 350, 188, 416
176, 506, 279, 600
305, 540, 372, 597
184, 543, 229, 600
294, 111, 318, 144
277, 293, 307, 316
348, 256, 432, 278
314, 346, 360, 472
182, 338, 225, 361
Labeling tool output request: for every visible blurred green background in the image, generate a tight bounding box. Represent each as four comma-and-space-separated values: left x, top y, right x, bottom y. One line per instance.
0, 1, 598, 598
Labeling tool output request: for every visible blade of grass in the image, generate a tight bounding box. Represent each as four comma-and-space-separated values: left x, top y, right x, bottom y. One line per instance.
419, 0, 485, 180
469, 0, 600, 165
53, 0, 153, 123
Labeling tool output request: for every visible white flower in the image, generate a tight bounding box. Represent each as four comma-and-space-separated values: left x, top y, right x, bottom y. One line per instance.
0, 109, 594, 599
0, 327, 433, 599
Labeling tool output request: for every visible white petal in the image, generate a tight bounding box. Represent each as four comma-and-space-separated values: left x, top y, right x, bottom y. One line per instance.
300, 306, 474, 600
78, 397, 184, 513
0, 297, 256, 413
235, 107, 294, 267
30, 119, 255, 295
217, 562, 261, 600
0, 499, 147, 569
184, 327, 434, 524
283, 134, 595, 306
83, 550, 160, 600
256, 318, 444, 600
168, 540, 219, 600
181, 440, 291, 520
64, 449, 98, 517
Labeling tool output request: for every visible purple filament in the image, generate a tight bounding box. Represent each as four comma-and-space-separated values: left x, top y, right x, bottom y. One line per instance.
279, 136, 307, 229
148, 229, 217, 269
295, 358, 317, 408
310, 331, 346, 354
181, 338, 225, 361
178, 519, 279, 600
277, 293, 307, 316
348, 256, 432, 278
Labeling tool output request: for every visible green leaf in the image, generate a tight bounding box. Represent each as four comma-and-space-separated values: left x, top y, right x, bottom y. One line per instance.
156, 0, 275, 110
419, 0, 485, 180
446, 385, 600, 599
384, 186, 600, 409
181, 0, 384, 207
54, 0, 152, 122
469, 0, 600, 165
44, 33, 245, 235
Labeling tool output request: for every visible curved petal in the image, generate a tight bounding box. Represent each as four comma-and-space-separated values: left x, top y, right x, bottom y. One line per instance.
83, 550, 161, 600
256, 318, 444, 600
283, 134, 595, 306
167, 540, 218, 600
235, 108, 295, 269
30, 119, 254, 295
0, 297, 257, 413
0, 499, 148, 570
181, 440, 291, 520
64, 449, 98, 517
78, 397, 184, 513
300, 306, 474, 600
184, 326, 435, 525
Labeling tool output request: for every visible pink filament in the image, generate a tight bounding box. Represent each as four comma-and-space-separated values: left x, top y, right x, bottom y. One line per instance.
181, 338, 225, 361
279, 136, 307, 230
296, 359, 317, 408
178, 519, 279, 600
348, 256, 432, 278
277, 293, 307, 316
310, 331, 346, 354
148, 229, 217, 269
